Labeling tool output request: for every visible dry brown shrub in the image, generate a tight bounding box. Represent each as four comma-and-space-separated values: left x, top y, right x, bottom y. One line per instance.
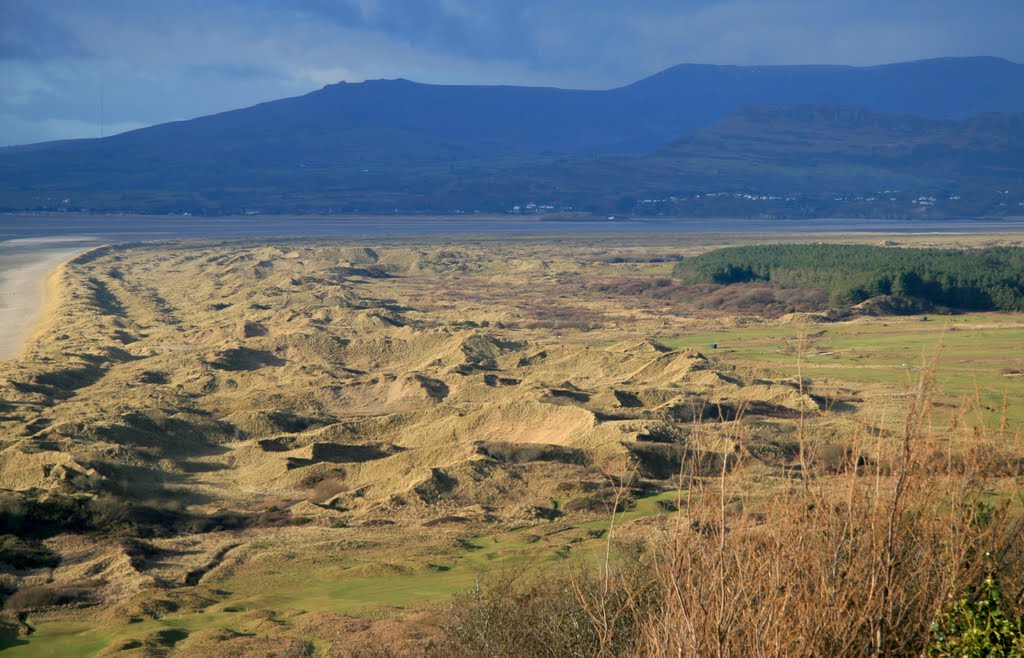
3, 586, 95, 612
592, 279, 828, 317
435, 364, 1024, 657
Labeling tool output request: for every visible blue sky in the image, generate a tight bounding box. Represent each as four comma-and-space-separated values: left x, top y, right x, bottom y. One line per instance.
2, 0, 1022, 145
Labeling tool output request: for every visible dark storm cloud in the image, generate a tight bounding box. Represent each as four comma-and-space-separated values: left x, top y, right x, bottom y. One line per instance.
280, 0, 539, 60
1, 0, 1023, 144
0, 3, 89, 60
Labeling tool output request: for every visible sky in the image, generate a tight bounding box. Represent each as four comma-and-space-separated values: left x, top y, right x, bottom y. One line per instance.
2, 0, 1023, 145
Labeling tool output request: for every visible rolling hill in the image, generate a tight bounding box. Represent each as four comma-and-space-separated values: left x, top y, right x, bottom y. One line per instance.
351, 105, 1024, 217
2, 56, 1023, 216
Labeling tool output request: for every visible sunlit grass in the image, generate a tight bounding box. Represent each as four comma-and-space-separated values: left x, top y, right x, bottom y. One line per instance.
660, 312, 1024, 425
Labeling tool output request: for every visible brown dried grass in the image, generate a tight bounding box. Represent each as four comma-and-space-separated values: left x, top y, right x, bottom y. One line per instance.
433, 360, 1024, 657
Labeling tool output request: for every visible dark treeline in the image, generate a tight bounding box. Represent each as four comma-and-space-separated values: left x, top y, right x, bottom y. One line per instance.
672, 244, 1024, 310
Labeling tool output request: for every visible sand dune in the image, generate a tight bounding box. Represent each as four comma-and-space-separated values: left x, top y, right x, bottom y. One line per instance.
2, 233, 1001, 653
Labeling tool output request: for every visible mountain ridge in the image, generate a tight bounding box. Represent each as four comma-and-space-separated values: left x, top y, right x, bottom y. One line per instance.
2, 56, 1022, 216
11, 56, 1024, 152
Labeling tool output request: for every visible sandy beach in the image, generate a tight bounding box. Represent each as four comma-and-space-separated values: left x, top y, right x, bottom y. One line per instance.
0, 237, 99, 360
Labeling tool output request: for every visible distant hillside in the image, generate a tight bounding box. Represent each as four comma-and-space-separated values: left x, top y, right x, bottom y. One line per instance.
655, 104, 1024, 183
427, 105, 1024, 217
653, 104, 1024, 204
1, 57, 1023, 215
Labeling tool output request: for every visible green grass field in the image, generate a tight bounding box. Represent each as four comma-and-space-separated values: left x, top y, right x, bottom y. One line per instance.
660, 312, 1024, 426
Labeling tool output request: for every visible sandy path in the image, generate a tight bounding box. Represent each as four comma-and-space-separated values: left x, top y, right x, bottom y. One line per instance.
0, 237, 100, 360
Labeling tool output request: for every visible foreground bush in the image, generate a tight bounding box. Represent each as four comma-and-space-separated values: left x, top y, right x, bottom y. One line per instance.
435, 373, 1024, 656
929, 570, 1024, 657
430, 561, 655, 658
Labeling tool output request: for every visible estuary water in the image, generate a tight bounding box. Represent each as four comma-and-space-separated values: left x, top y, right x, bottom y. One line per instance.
3, 213, 1024, 244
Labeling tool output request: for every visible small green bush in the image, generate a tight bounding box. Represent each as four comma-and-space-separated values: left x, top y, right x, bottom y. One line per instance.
929, 571, 1024, 657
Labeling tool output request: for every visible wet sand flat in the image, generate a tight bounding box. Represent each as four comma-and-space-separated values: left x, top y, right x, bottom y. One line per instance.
0, 238, 99, 360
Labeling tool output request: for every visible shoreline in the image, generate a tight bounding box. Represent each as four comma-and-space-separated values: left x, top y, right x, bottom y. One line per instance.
0, 238, 101, 361
2, 223, 1024, 363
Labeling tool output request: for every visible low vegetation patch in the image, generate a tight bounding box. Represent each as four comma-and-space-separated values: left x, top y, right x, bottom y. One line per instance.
0, 536, 60, 571
3, 586, 95, 613
593, 277, 828, 316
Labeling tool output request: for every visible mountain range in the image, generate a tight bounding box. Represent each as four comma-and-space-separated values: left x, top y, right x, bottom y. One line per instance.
2, 56, 1023, 217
